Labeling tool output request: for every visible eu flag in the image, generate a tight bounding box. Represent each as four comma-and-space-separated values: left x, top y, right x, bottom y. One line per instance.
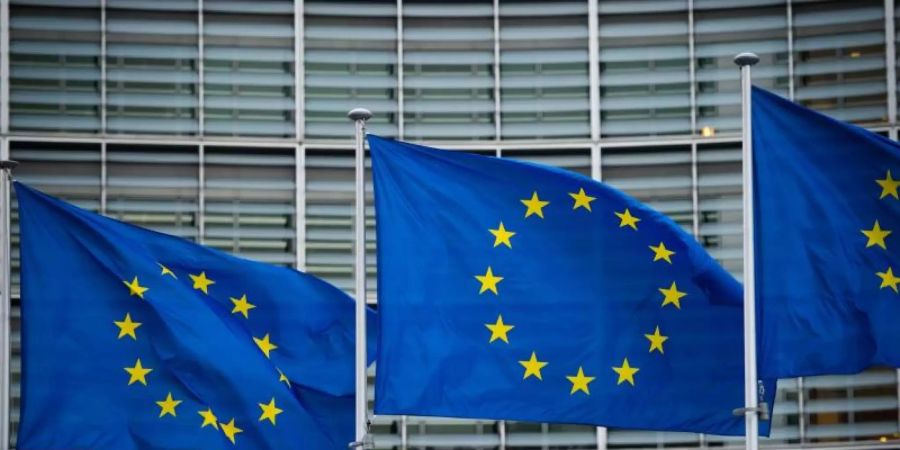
370, 136, 775, 435
14, 182, 376, 449
753, 87, 900, 378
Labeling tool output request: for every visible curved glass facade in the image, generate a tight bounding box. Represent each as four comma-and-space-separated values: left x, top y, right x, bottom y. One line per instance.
1, 0, 899, 448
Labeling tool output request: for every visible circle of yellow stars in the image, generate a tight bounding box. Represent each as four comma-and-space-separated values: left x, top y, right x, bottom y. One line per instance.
477, 186, 687, 396
115, 263, 290, 446
871, 170, 898, 294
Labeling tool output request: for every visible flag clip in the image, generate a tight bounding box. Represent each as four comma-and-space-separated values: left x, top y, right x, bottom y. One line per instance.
731, 402, 770, 421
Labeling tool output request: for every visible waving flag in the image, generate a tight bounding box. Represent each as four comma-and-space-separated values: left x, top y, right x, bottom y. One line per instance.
370, 135, 774, 436
753, 87, 900, 378
15, 182, 376, 449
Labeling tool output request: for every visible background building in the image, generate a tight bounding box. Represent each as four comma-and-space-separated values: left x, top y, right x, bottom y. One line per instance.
1, 0, 898, 448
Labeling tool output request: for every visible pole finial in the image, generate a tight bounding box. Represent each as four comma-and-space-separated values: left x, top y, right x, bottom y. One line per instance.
734, 52, 760, 67
348, 108, 373, 122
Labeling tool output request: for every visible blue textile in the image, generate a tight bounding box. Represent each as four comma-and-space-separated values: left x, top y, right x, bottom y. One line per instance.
370, 135, 774, 436
753, 87, 900, 378
15, 182, 376, 449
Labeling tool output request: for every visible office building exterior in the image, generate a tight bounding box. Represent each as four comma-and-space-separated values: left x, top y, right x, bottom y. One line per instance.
1, 0, 898, 448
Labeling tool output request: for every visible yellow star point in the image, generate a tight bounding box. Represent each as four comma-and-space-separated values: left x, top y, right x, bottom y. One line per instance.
861, 220, 892, 250
649, 242, 675, 264
230, 294, 256, 319
254, 333, 278, 358
876, 170, 900, 200
566, 366, 595, 395
484, 315, 515, 344
615, 208, 641, 230
219, 418, 243, 445
519, 352, 548, 380
644, 326, 669, 354
156, 392, 182, 418
521, 191, 550, 218
277, 368, 291, 387
123, 276, 148, 299
475, 266, 503, 295
876, 266, 900, 293
569, 188, 596, 212
489, 222, 516, 248
189, 271, 215, 295
124, 358, 153, 386
114, 313, 142, 340
158, 263, 176, 278
659, 281, 687, 309
612, 358, 639, 386
198, 408, 219, 430
258, 398, 284, 426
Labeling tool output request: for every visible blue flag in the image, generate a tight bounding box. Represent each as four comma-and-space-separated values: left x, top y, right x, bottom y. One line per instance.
15, 182, 376, 449
370, 136, 775, 436
753, 87, 900, 378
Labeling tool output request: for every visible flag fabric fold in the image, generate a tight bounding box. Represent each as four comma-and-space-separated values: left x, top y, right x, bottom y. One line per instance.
15, 182, 376, 449
753, 87, 900, 378
369, 135, 774, 436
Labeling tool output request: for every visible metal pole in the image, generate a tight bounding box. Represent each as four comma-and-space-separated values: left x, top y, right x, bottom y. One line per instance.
348, 107, 372, 449
735, 51, 760, 450
0, 155, 16, 450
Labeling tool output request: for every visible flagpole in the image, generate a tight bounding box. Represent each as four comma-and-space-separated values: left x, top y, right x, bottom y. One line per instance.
0, 155, 17, 450
348, 107, 372, 449
735, 52, 760, 450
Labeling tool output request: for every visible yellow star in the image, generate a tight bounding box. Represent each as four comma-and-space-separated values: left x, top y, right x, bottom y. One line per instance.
566, 366, 595, 395
489, 222, 516, 248
649, 242, 675, 264
123, 276, 148, 299
114, 313, 142, 340
876, 170, 900, 199
521, 191, 550, 218
219, 418, 243, 445
475, 266, 503, 295
615, 208, 641, 230
254, 333, 278, 358
158, 263, 177, 278
612, 358, 639, 386
484, 315, 514, 344
189, 271, 215, 295
230, 294, 256, 319
569, 188, 596, 212
124, 358, 153, 386
258, 397, 284, 426
876, 266, 900, 293
277, 367, 291, 388
198, 408, 219, 430
156, 392, 182, 418
644, 326, 669, 354
861, 220, 892, 250
518, 352, 548, 380
659, 281, 687, 309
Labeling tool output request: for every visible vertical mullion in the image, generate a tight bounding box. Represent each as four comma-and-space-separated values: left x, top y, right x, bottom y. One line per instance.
787, 0, 795, 101
198, 0, 205, 136
100, 142, 107, 215
797, 376, 806, 443
688, 0, 696, 135
294, 0, 304, 140
100, 0, 107, 135
885, 0, 897, 134
295, 144, 305, 270
397, 0, 405, 139
588, 0, 600, 143
492, 0, 502, 141
198, 145, 205, 244
1, 0, 10, 137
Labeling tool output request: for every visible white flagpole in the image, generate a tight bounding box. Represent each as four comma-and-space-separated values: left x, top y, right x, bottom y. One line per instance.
348, 108, 372, 449
735, 52, 760, 450
0, 153, 16, 450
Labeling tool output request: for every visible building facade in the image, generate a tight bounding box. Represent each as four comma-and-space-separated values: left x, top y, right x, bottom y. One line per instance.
2, 0, 899, 448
